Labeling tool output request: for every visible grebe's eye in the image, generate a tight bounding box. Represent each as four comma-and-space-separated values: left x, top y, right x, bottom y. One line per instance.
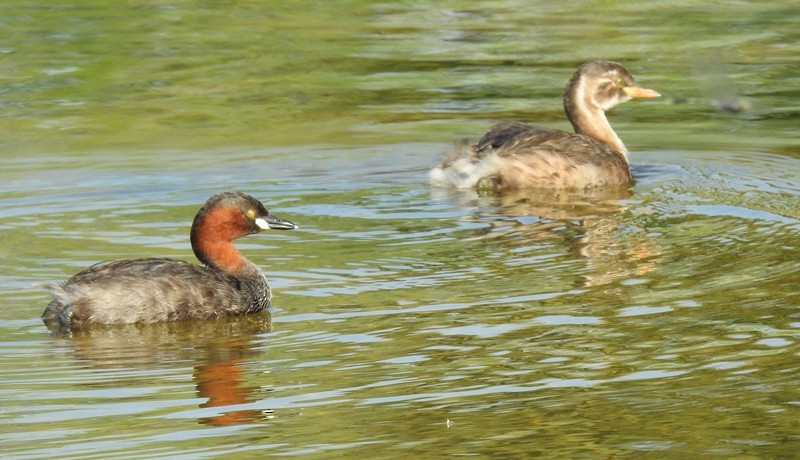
246, 209, 257, 220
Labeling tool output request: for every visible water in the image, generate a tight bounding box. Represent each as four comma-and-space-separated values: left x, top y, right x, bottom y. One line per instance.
2, 1, 799, 458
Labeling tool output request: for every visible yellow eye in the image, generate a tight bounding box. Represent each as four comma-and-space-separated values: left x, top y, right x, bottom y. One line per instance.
246, 209, 257, 219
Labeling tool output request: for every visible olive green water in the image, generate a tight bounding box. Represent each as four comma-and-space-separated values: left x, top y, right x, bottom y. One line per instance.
1, 1, 799, 458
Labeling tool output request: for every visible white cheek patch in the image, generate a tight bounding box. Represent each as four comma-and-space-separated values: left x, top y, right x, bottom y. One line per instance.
255, 218, 270, 230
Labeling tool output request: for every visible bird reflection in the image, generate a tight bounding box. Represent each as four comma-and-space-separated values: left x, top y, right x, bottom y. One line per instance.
195, 359, 263, 426
51, 313, 273, 426
431, 186, 660, 287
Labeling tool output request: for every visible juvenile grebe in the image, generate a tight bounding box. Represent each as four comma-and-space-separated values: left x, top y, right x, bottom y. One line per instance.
429, 60, 660, 190
41, 192, 297, 330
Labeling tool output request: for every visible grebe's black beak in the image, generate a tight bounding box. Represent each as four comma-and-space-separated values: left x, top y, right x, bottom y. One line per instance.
256, 214, 298, 231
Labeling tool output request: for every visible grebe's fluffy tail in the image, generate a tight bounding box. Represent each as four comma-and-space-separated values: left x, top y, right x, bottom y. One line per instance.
428, 140, 498, 189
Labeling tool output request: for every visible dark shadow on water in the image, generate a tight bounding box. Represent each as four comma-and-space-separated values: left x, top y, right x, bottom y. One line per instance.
49, 313, 274, 426
631, 162, 686, 184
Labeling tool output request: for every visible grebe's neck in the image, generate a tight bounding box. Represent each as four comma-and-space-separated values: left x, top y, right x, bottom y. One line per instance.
571, 107, 628, 160
564, 74, 629, 161
195, 239, 261, 276
191, 207, 261, 277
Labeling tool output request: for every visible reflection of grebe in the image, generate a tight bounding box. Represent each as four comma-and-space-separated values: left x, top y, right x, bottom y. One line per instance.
42, 192, 297, 330
197, 359, 262, 426
60, 316, 273, 426
430, 61, 659, 190
432, 187, 660, 287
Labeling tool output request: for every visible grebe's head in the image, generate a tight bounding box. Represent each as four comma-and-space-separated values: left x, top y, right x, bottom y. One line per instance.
566, 60, 660, 113
190, 192, 297, 268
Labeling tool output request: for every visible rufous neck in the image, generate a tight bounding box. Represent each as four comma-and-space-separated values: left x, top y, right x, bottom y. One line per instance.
194, 239, 259, 276
190, 209, 260, 277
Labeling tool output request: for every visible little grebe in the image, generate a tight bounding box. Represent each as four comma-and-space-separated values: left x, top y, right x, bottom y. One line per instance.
429, 60, 660, 190
41, 192, 298, 330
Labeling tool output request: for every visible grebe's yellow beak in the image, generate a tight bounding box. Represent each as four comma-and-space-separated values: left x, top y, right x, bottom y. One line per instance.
623, 86, 661, 98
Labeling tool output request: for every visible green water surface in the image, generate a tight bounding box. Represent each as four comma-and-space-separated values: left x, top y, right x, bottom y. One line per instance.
1, 1, 799, 459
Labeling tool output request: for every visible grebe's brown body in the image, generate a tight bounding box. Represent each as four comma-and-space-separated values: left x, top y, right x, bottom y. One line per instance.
42, 192, 297, 330
429, 60, 660, 190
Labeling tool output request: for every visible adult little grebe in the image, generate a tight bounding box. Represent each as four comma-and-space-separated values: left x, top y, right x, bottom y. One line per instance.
429, 60, 660, 190
41, 192, 298, 330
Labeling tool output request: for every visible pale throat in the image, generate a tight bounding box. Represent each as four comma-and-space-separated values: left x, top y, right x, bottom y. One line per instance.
580, 109, 628, 158
571, 78, 629, 160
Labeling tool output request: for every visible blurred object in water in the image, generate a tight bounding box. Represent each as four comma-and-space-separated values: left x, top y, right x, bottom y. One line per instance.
690, 51, 752, 114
